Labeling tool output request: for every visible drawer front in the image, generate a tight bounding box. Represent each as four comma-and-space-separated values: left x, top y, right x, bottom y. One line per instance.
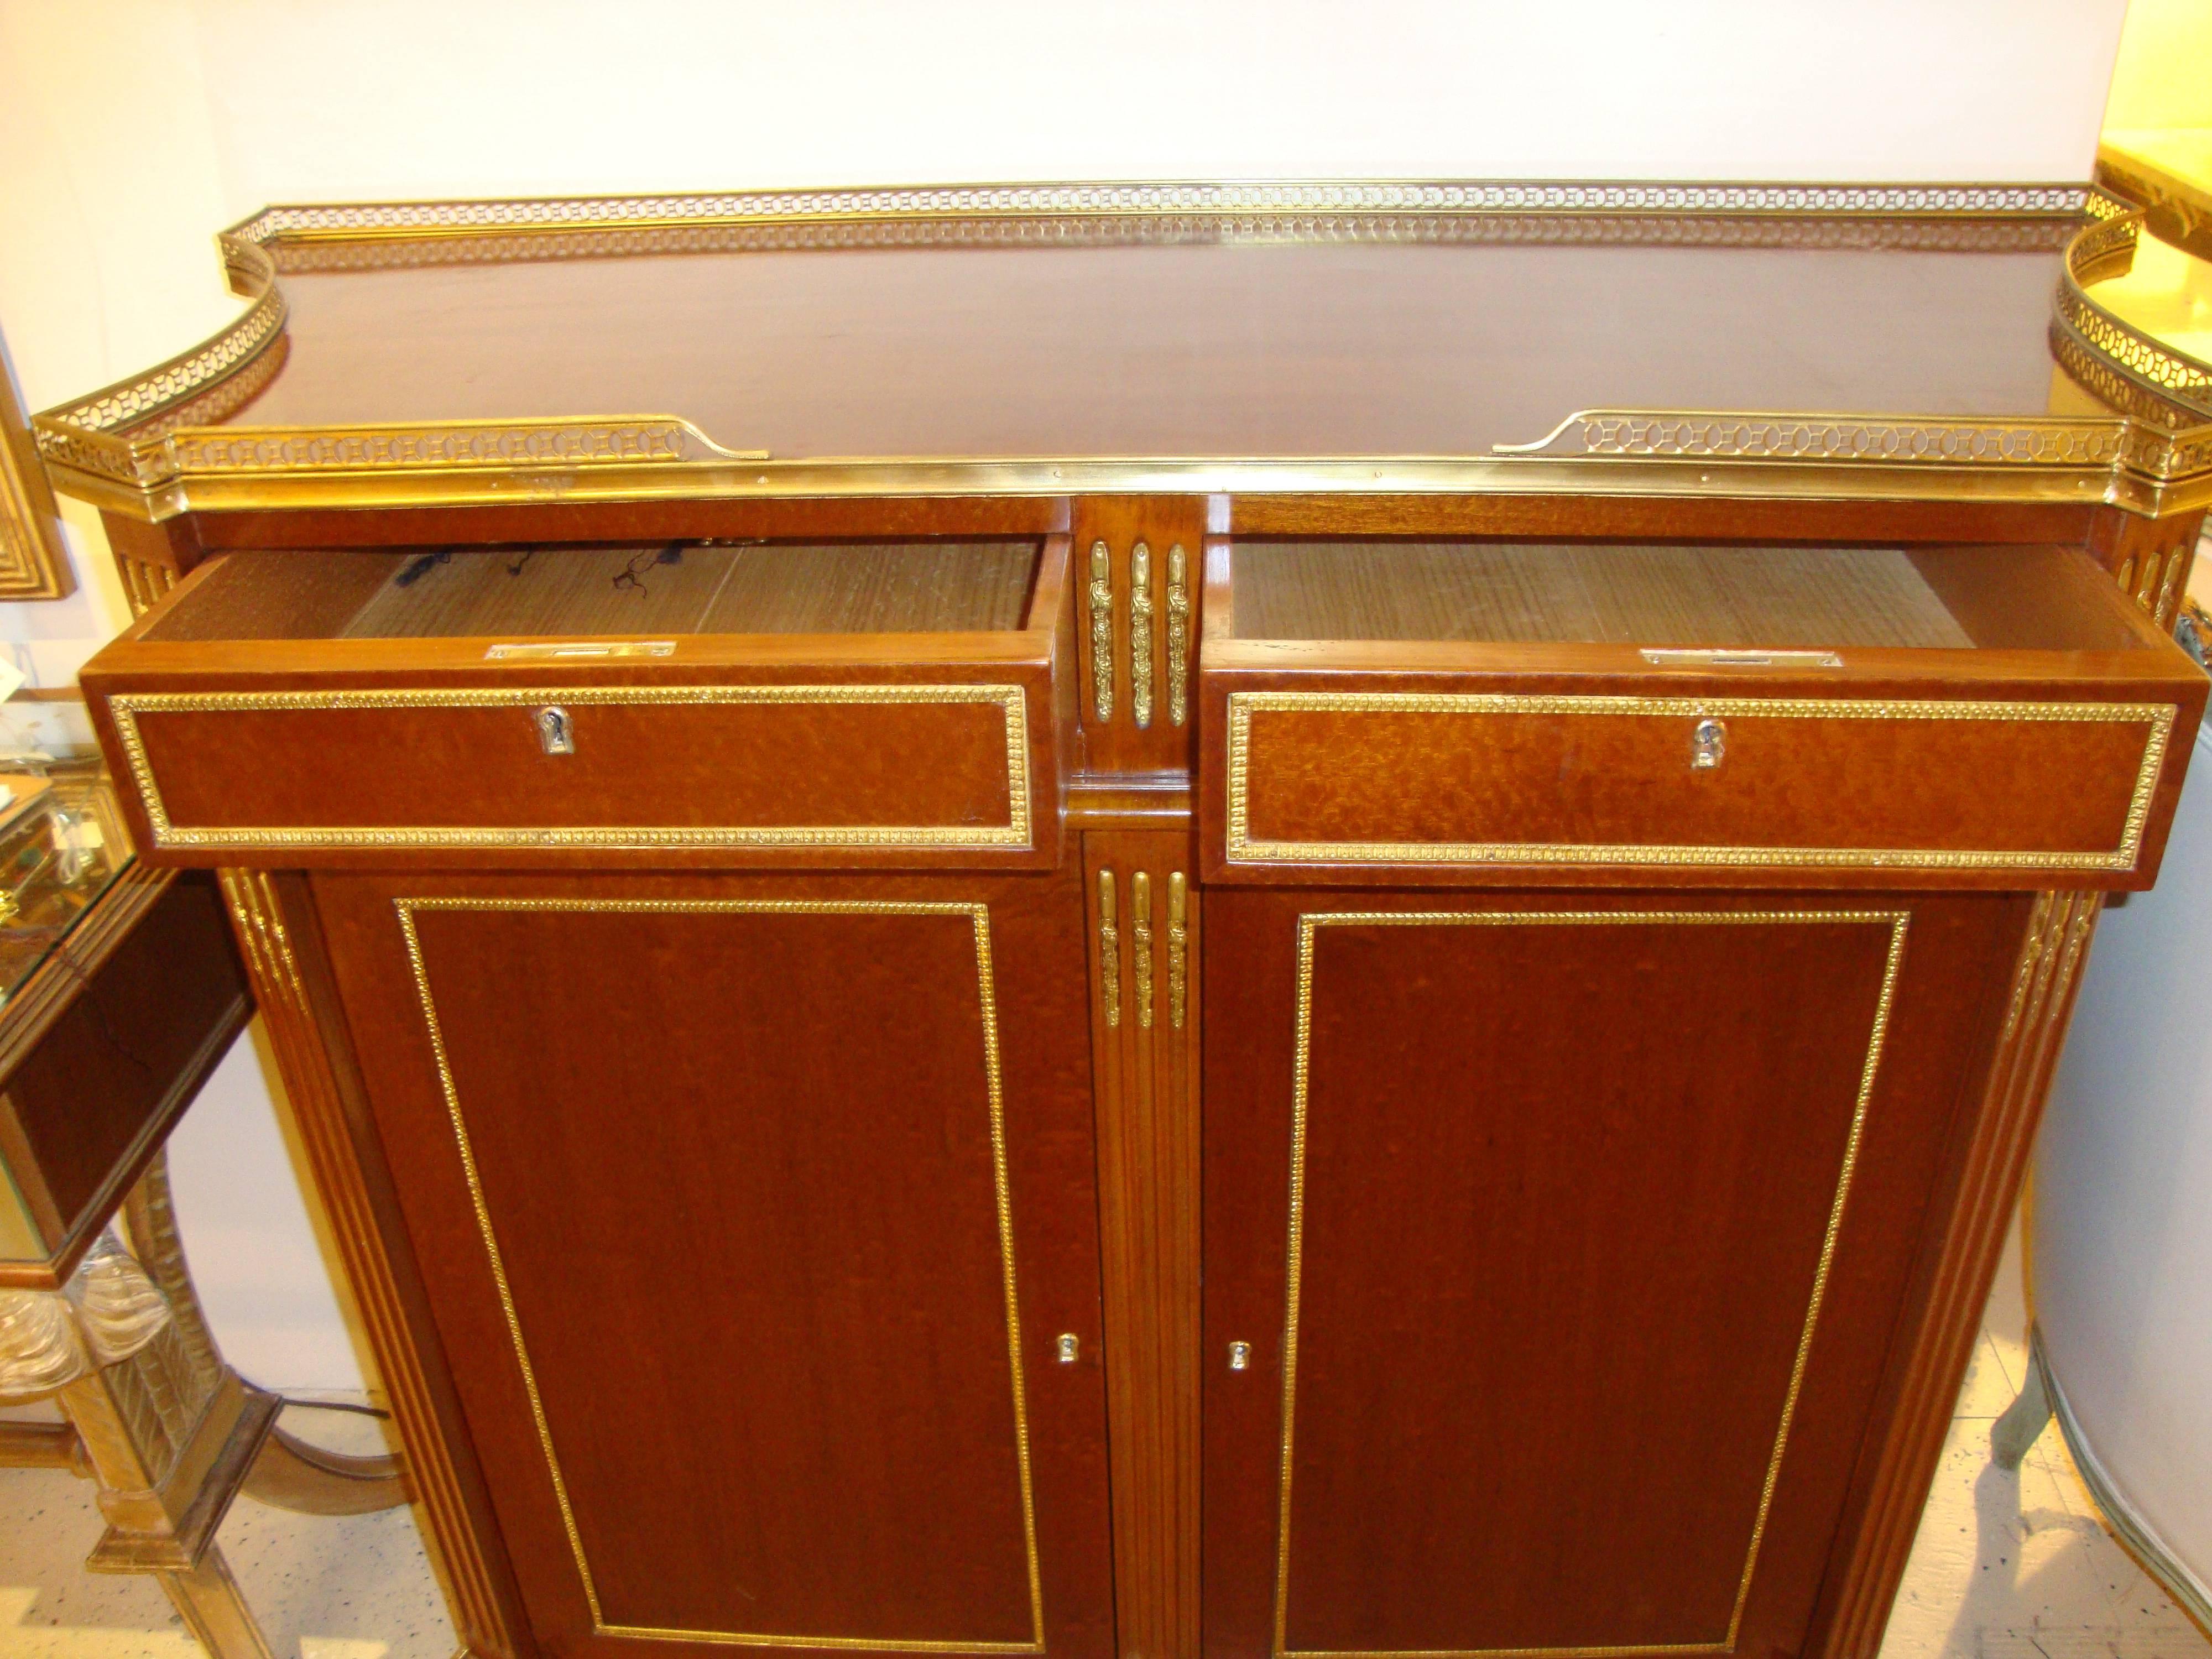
1215, 687, 2186, 885
105, 680, 1047, 866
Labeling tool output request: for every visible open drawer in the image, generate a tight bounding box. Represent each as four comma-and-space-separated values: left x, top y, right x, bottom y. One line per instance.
1198, 538, 2208, 889
82, 535, 1070, 870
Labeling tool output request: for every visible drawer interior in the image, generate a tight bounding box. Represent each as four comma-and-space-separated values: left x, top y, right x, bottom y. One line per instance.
143, 539, 1044, 644
1225, 540, 2150, 654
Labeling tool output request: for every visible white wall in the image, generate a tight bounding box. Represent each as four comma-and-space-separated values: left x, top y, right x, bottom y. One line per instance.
194, 1, 2126, 204
0, 0, 2134, 684
0, 0, 2131, 1390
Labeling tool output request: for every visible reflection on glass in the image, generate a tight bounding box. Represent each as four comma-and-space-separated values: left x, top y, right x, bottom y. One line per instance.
0, 762, 129, 1011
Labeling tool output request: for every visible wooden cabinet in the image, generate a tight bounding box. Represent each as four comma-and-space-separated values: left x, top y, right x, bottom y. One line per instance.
311, 869, 1115, 1659
50, 179, 2212, 1659
1200, 890, 2025, 1658
84, 536, 1116, 1659
82, 520, 2201, 1659
1188, 533, 2201, 1658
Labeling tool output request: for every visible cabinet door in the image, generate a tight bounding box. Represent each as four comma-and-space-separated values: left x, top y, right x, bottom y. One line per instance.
312, 868, 1114, 1659
1202, 889, 2028, 1659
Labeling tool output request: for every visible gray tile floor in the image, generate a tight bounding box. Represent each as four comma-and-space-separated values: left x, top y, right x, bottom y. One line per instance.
0, 1397, 450, 1659
2, 1218, 2204, 1659
1879, 1222, 2209, 1658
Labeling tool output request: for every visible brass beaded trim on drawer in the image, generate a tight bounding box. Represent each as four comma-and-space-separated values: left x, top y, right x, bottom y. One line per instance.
106, 683, 1032, 852
1224, 690, 2176, 873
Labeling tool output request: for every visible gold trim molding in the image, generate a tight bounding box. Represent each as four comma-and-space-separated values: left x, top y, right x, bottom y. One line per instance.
28, 177, 2212, 520
108, 684, 1032, 853
0, 346, 75, 599
395, 896, 1046, 1652
1224, 691, 2176, 874
1275, 907, 1910, 1658
1497, 411, 2138, 469
2053, 206, 2212, 421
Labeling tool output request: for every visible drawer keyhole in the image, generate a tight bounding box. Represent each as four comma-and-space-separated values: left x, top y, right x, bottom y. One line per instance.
534, 705, 575, 755
1691, 717, 1725, 770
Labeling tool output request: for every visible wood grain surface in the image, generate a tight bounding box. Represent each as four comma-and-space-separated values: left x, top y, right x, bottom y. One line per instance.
1230, 542, 1973, 647
1201, 889, 2031, 1659
1084, 831, 1203, 1659
238, 242, 2066, 457
311, 868, 1117, 1659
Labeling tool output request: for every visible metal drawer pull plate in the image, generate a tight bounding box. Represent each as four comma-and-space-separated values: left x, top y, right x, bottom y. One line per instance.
487, 640, 674, 660
533, 705, 575, 755
1691, 717, 1725, 770
1057, 1334, 1080, 1363
1097, 869, 1121, 1028
1641, 648, 1840, 669
1130, 542, 1155, 729
1228, 1340, 1253, 1371
1088, 540, 1115, 723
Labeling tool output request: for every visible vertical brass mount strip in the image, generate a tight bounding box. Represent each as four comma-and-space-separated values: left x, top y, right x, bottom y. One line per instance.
1098, 870, 1122, 1029
2157, 546, 2188, 627
1166, 874, 1188, 1030
1165, 545, 1191, 728
1088, 541, 1114, 724
1132, 872, 1155, 1030
1130, 543, 1155, 731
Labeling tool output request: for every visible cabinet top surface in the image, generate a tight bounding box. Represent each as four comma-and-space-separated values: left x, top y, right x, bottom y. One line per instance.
29, 180, 2212, 519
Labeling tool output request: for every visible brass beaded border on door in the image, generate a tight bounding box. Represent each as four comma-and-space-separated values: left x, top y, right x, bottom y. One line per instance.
1224, 691, 2176, 873
394, 896, 1048, 1653
1274, 908, 1912, 1659
105, 683, 1032, 852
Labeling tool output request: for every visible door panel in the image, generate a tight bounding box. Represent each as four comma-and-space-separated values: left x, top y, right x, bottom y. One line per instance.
1203, 889, 2027, 1659
314, 868, 1113, 1659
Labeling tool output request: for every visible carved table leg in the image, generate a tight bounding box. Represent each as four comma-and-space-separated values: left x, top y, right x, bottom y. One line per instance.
0, 1232, 281, 1659
1989, 1323, 2054, 1472
126, 1150, 411, 1516
159, 1552, 272, 1659
60, 1345, 278, 1659
246, 1424, 411, 1515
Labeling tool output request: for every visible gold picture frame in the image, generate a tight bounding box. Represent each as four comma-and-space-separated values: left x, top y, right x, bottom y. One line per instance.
0, 338, 75, 599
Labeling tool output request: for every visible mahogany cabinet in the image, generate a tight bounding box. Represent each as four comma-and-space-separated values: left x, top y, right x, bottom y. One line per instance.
84, 534, 1115, 1658
46, 179, 2212, 1659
